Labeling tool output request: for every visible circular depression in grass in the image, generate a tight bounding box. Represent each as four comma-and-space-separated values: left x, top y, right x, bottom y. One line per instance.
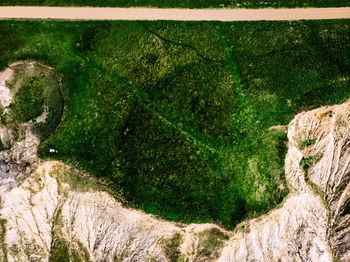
8, 62, 63, 141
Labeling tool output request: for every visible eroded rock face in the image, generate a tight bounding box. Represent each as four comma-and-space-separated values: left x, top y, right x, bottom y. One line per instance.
0, 128, 40, 189
0, 65, 40, 189
1, 161, 230, 262
288, 101, 350, 261
0, 62, 349, 261
0, 62, 62, 189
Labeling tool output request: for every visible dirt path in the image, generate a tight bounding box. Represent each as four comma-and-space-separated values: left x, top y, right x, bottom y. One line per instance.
0, 7, 349, 21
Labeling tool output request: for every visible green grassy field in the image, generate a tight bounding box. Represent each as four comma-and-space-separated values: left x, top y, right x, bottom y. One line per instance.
0, 20, 349, 228
0, 0, 349, 8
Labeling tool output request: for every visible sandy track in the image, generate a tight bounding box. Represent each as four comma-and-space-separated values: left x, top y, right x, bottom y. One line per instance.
0, 6, 349, 21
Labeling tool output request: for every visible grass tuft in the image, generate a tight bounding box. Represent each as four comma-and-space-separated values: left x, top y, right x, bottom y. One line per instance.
195, 228, 229, 260
163, 233, 183, 262
299, 139, 316, 150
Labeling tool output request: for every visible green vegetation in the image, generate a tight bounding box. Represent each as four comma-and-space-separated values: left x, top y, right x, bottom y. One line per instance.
163, 229, 228, 261
50, 238, 91, 262
343, 200, 350, 216
300, 156, 316, 169
49, 208, 91, 262
6, 64, 63, 140
299, 138, 316, 150
0, 219, 8, 262
195, 228, 229, 260
301, 154, 328, 207
163, 233, 183, 262
0, 0, 348, 8
0, 19, 349, 229
52, 168, 103, 193
10, 75, 45, 123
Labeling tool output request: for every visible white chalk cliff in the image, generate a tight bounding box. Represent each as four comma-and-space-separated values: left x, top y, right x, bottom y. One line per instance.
0, 64, 349, 261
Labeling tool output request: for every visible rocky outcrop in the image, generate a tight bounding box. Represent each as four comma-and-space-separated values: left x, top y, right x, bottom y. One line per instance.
0, 63, 349, 261
0, 62, 62, 189
288, 101, 350, 261
1, 161, 232, 262
0, 127, 40, 189
0, 65, 40, 189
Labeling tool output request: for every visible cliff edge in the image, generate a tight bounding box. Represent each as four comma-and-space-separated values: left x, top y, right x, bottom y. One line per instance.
0, 64, 349, 261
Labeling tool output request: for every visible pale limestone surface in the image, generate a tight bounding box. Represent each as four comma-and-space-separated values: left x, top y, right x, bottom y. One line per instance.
0, 68, 13, 108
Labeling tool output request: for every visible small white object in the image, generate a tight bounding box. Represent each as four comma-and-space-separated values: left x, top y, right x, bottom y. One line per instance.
49, 148, 58, 153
